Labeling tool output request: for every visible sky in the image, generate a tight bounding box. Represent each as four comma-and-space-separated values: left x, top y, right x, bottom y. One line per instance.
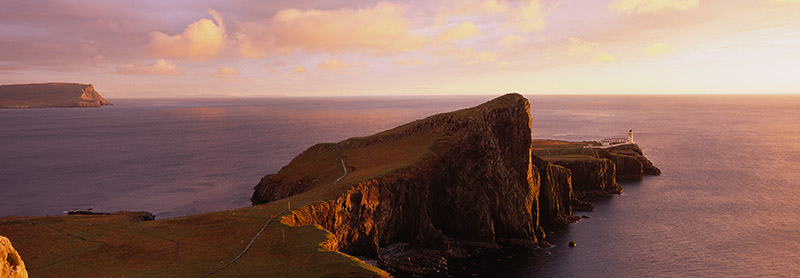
1, 0, 799, 97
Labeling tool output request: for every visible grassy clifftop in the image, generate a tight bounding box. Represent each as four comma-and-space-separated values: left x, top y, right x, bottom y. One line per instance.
0, 83, 111, 108
1, 93, 532, 277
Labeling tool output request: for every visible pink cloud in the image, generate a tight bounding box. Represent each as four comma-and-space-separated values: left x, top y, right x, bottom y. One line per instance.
236, 2, 428, 57
116, 59, 184, 75
149, 9, 226, 61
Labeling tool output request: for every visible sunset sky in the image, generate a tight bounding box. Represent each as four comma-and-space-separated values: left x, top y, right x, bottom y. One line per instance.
1, 0, 799, 97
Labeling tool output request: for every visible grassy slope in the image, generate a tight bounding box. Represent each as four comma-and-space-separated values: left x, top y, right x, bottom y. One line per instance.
0, 83, 108, 108
531, 139, 601, 161
0, 125, 444, 278
0, 95, 517, 276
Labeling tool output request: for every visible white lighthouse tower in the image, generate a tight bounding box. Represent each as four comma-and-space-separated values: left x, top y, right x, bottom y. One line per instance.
628, 130, 634, 144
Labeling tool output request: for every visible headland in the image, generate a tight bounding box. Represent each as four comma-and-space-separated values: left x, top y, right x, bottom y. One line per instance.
0, 83, 112, 108
0, 93, 659, 277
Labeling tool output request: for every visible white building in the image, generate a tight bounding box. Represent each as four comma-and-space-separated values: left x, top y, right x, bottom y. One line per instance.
585, 130, 634, 148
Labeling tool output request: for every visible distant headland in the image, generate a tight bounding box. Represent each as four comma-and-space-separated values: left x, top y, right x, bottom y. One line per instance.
0, 82, 112, 108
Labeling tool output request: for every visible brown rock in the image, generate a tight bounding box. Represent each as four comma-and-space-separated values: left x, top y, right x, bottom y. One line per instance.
0, 236, 28, 278
0, 82, 112, 108
255, 93, 542, 257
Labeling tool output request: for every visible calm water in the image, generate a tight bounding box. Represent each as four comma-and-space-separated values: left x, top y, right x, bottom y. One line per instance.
1, 95, 799, 276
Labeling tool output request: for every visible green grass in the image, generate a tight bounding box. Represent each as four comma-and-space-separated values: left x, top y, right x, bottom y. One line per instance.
0, 94, 530, 277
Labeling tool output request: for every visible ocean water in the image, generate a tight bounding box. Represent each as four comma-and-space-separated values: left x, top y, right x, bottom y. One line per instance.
1, 95, 799, 276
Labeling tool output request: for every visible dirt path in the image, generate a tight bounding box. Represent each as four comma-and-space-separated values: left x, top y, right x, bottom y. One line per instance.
197, 144, 348, 277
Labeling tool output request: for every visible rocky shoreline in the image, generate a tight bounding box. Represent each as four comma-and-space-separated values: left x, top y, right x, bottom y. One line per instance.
0, 93, 659, 277
253, 94, 661, 276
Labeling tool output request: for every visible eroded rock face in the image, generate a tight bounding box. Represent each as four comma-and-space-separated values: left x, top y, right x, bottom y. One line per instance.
602, 144, 661, 177
0, 82, 111, 108
253, 93, 660, 261
599, 152, 643, 181
533, 156, 577, 228
272, 94, 541, 257
550, 158, 621, 197
0, 236, 28, 278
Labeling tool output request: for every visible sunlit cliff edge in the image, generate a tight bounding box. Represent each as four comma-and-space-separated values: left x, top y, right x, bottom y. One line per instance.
0, 93, 658, 277
253, 93, 660, 274
0, 236, 27, 278
0, 83, 112, 108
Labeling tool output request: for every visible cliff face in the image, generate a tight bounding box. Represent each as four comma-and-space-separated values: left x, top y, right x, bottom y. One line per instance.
0, 83, 112, 108
0, 236, 28, 278
532, 140, 661, 199
532, 156, 576, 228
252, 95, 660, 275
549, 158, 621, 197
256, 94, 542, 257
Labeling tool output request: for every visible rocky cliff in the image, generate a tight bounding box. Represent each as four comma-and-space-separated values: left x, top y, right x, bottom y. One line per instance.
532, 156, 577, 228
254, 93, 545, 257
0, 83, 112, 108
549, 158, 621, 197
532, 140, 661, 199
253, 95, 661, 270
0, 236, 27, 278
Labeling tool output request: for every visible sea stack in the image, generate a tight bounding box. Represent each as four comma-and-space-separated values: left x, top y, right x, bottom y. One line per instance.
0, 82, 112, 108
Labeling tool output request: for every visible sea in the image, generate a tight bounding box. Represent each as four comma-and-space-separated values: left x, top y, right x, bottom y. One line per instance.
1, 95, 799, 277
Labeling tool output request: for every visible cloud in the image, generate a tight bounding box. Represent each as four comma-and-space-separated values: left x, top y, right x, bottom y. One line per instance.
564, 37, 598, 57
435, 22, 482, 43
767, 0, 800, 4
393, 57, 425, 66
498, 35, 526, 51
440, 47, 500, 65
512, 0, 546, 33
238, 2, 428, 56
149, 9, 226, 61
610, 0, 700, 14
592, 53, 617, 62
292, 66, 306, 74
498, 60, 509, 68
435, 0, 509, 18
317, 58, 349, 71
116, 58, 184, 75
211, 66, 240, 80
645, 43, 674, 55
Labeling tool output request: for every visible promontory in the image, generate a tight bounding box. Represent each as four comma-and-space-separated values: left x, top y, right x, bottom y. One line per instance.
0, 82, 111, 108
0, 93, 658, 277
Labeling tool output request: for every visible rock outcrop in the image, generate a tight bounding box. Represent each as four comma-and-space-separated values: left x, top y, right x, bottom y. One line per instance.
0, 82, 112, 108
255, 94, 544, 257
549, 158, 621, 197
532, 156, 578, 228
532, 141, 661, 198
0, 236, 27, 278
252, 94, 660, 275
600, 143, 661, 177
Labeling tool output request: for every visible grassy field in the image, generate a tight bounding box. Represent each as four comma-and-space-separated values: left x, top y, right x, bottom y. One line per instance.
0, 95, 524, 277
0, 127, 443, 278
0, 184, 388, 277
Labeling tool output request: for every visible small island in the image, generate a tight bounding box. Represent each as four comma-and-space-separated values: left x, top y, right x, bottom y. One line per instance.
0, 82, 112, 109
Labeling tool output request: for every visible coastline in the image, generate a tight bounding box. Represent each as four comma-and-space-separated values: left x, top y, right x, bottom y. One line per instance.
0, 94, 660, 277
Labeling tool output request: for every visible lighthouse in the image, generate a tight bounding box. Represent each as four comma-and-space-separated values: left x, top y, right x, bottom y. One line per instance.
628, 130, 634, 144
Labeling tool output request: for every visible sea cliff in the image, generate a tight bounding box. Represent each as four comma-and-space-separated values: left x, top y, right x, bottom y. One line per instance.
0, 93, 659, 277
0, 83, 112, 108
255, 94, 542, 257
254, 94, 660, 275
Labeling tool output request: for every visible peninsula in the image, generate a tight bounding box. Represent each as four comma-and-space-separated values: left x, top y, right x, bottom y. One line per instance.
0, 83, 112, 108
0, 93, 658, 277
